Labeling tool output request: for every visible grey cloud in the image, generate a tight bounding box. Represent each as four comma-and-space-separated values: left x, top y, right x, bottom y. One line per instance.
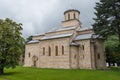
0, 0, 99, 38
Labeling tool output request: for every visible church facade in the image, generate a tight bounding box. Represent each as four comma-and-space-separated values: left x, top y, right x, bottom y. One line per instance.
24, 9, 106, 69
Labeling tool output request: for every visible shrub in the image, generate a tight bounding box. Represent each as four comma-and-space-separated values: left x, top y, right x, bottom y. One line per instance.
109, 66, 120, 71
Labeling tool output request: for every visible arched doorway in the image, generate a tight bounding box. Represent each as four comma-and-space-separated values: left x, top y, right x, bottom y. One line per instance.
32, 55, 38, 67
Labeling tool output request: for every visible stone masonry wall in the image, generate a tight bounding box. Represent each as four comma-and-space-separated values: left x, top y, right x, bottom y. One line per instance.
94, 39, 106, 69
24, 43, 39, 67
39, 37, 70, 69
70, 45, 79, 69
76, 40, 93, 69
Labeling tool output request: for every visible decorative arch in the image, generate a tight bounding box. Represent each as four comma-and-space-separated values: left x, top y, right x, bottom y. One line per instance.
32, 55, 38, 67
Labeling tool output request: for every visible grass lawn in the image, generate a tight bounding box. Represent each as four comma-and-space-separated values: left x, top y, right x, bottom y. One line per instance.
0, 66, 120, 80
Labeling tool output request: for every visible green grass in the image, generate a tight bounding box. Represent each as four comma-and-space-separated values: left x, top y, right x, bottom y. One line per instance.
0, 66, 120, 80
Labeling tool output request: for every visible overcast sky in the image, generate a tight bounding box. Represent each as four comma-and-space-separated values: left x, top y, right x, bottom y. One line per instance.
0, 0, 99, 38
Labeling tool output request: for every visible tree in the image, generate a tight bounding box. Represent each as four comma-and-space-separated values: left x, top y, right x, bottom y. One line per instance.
26, 36, 32, 43
93, 0, 120, 66
105, 35, 120, 66
93, 0, 120, 43
0, 18, 24, 74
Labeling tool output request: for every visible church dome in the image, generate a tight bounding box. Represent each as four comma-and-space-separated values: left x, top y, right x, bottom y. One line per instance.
64, 9, 80, 15
63, 9, 80, 21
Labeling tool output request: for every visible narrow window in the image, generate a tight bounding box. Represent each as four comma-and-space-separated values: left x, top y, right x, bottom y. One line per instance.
82, 45, 84, 50
48, 46, 51, 56
83, 55, 84, 59
68, 13, 70, 20
43, 47, 45, 55
55, 46, 58, 56
74, 13, 76, 19
98, 54, 100, 59
62, 46, 64, 55
28, 53, 30, 57
74, 55, 76, 59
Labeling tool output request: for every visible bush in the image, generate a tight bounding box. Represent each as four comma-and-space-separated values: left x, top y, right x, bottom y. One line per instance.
109, 66, 120, 71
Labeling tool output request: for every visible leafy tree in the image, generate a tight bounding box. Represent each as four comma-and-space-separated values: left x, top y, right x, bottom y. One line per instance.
105, 35, 120, 66
26, 36, 32, 43
0, 18, 24, 74
93, 0, 120, 42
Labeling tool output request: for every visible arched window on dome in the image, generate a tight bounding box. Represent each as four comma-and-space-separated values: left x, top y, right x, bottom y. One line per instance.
74, 13, 76, 19
68, 13, 70, 20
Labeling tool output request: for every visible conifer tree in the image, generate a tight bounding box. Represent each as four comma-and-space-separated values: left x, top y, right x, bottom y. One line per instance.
93, 0, 120, 42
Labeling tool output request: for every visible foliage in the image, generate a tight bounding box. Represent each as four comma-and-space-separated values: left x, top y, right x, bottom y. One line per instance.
109, 66, 120, 71
93, 0, 120, 41
0, 18, 24, 74
105, 35, 120, 64
93, 0, 120, 66
0, 66, 120, 80
26, 36, 32, 43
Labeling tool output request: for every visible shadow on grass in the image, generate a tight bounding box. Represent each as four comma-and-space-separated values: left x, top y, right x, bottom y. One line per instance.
0, 71, 21, 76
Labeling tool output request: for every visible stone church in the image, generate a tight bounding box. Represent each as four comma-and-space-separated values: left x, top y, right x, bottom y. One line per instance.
24, 9, 106, 69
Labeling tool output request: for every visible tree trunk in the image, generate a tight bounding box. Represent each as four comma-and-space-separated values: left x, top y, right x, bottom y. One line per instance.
0, 59, 4, 74
0, 67, 4, 74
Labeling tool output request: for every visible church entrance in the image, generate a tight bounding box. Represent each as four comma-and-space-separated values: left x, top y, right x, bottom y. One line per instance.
32, 55, 38, 67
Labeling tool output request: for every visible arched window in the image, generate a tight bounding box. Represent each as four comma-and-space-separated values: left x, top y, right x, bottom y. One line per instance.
62, 46, 64, 55
43, 47, 45, 55
74, 55, 76, 59
55, 46, 58, 56
68, 13, 70, 20
48, 46, 51, 56
74, 13, 76, 19
98, 54, 100, 59
28, 53, 30, 57
82, 45, 84, 50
